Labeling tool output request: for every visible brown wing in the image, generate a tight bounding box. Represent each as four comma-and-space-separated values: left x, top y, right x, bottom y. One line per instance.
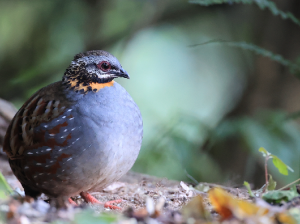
3, 82, 68, 160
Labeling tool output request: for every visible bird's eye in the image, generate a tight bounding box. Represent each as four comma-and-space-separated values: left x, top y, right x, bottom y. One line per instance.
97, 61, 111, 72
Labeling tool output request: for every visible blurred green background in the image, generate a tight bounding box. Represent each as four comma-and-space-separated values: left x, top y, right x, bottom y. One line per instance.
1, 0, 300, 188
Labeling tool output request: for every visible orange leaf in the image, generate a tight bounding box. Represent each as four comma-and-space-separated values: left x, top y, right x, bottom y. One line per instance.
208, 188, 233, 219
276, 212, 296, 224
235, 199, 268, 218
209, 188, 296, 223
209, 188, 269, 220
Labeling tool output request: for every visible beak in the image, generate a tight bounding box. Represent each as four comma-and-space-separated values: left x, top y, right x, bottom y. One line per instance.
116, 69, 130, 79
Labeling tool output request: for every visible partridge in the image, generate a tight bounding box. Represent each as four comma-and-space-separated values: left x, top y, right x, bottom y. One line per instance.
3, 50, 143, 208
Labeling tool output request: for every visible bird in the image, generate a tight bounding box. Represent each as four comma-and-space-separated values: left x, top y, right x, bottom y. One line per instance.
3, 50, 143, 209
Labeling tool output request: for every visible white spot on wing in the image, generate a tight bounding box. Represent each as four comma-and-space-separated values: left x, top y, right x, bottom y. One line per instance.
53, 100, 60, 108
37, 98, 44, 105
32, 105, 41, 116
45, 101, 54, 117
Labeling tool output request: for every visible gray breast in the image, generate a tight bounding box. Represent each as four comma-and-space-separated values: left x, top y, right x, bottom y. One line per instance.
63, 82, 143, 193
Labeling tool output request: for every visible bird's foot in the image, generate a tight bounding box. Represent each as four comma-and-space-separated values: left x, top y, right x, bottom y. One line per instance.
68, 198, 78, 206
104, 199, 122, 210
80, 192, 122, 210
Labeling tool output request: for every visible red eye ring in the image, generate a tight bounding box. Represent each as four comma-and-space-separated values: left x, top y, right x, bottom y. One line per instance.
97, 61, 111, 72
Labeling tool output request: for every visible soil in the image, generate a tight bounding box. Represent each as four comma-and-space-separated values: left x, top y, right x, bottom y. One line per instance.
0, 154, 252, 223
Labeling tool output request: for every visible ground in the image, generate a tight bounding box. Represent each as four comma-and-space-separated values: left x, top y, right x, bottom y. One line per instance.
0, 154, 296, 224
0, 154, 210, 223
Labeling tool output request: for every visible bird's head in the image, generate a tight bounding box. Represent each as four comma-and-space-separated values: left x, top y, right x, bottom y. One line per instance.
63, 50, 129, 93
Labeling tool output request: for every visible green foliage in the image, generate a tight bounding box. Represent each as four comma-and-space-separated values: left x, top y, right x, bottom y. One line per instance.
73, 210, 117, 224
0, 212, 5, 224
189, 0, 300, 186
262, 186, 298, 204
133, 113, 224, 182
267, 175, 276, 191
259, 147, 293, 176
243, 181, 255, 197
191, 40, 300, 76
206, 110, 300, 184
286, 111, 300, 121
272, 155, 294, 176
244, 147, 292, 195
244, 175, 275, 197
289, 208, 300, 224
50, 221, 69, 224
190, 0, 300, 27
258, 147, 270, 157
49, 210, 117, 224
0, 172, 12, 199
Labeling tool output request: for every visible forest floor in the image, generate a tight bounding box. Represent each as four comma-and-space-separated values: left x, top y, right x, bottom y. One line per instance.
0, 154, 298, 224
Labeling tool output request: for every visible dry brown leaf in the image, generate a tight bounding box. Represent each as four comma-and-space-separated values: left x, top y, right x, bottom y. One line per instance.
181, 195, 210, 221
208, 188, 296, 224
276, 212, 297, 224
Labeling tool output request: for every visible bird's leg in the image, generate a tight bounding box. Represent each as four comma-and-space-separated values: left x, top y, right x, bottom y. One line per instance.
80, 192, 101, 204
80, 192, 122, 210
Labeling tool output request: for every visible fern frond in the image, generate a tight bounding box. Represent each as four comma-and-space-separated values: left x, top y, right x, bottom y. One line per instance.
190, 40, 300, 75
190, 0, 300, 27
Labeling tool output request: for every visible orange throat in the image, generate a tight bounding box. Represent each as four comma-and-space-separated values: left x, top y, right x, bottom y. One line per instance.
89, 81, 115, 92
68, 80, 115, 93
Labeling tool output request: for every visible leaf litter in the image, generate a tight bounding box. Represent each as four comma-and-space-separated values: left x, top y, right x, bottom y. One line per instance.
1, 155, 300, 223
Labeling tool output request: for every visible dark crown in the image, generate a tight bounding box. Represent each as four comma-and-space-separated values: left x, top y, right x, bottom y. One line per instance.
73, 50, 113, 61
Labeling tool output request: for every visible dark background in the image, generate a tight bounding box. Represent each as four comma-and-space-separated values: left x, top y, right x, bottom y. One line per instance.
1, 0, 300, 188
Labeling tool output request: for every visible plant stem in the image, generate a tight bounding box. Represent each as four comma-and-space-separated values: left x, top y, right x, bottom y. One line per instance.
278, 178, 300, 191
264, 155, 269, 192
